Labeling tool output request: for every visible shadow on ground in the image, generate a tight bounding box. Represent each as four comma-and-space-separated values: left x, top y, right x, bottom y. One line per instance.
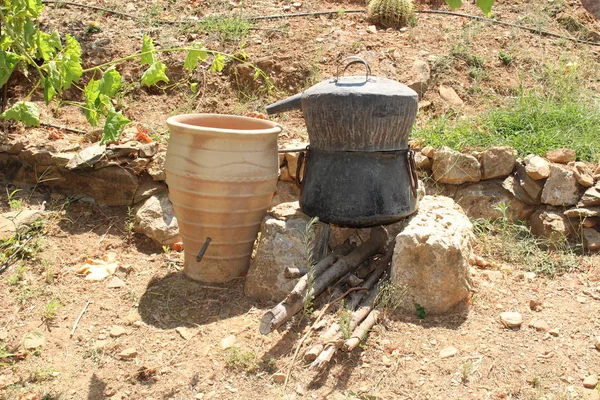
138, 272, 253, 329
87, 373, 107, 400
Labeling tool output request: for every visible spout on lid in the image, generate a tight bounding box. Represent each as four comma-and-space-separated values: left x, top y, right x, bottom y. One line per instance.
265, 93, 302, 115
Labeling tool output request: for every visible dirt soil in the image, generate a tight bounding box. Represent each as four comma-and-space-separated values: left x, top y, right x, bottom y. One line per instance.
2, 0, 600, 399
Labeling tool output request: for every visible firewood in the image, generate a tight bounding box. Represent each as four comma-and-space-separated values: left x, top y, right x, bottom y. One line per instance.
311, 344, 337, 373
343, 309, 381, 352
286, 240, 355, 304
283, 266, 307, 279
303, 344, 323, 362
259, 227, 387, 335
346, 243, 394, 310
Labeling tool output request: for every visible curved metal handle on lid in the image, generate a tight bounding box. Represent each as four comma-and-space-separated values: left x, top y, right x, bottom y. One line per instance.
334, 56, 372, 82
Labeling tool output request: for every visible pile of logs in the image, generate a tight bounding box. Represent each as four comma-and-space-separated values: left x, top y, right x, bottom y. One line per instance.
259, 226, 393, 374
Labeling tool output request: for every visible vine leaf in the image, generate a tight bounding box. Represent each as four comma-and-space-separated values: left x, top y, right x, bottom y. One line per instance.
102, 108, 130, 144
0, 101, 40, 126
184, 45, 208, 72
141, 61, 169, 86
141, 34, 156, 65
61, 35, 83, 89
476, 0, 494, 16
210, 54, 226, 72
0, 50, 20, 87
444, 0, 463, 9
83, 79, 101, 126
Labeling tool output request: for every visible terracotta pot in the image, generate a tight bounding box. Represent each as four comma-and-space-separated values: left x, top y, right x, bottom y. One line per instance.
165, 114, 281, 282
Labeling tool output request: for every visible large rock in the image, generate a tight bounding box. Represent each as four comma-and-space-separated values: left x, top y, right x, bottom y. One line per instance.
60, 167, 140, 206
408, 59, 430, 100
540, 164, 580, 206
454, 180, 534, 221
546, 148, 576, 164
391, 196, 473, 315
438, 85, 464, 106
583, 228, 600, 251
432, 147, 481, 185
245, 201, 329, 302
479, 147, 516, 180
0, 210, 46, 240
524, 155, 550, 180
579, 182, 600, 206
514, 161, 544, 203
146, 145, 166, 181
502, 175, 535, 205
133, 191, 180, 245
569, 161, 594, 187
529, 210, 569, 247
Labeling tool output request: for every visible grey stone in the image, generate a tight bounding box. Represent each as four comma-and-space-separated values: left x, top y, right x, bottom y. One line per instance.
134, 175, 167, 204
58, 167, 139, 206
0, 210, 46, 240
105, 142, 139, 159
529, 210, 569, 247
502, 175, 536, 205
391, 196, 473, 315
66, 144, 106, 170
414, 152, 432, 171
408, 59, 430, 100
546, 148, 576, 164
126, 157, 151, 175
569, 161, 595, 187
479, 146, 516, 180
134, 191, 180, 245
432, 147, 481, 185
579, 182, 600, 207
138, 142, 159, 158
514, 161, 544, 203
146, 147, 166, 181
438, 85, 464, 106
500, 312, 523, 329
454, 180, 534, 221
540, 164, 580, 206
583, 228, 600, 251
245, 201, 329, 302
564, 207, 600, 218
524, 155, 550, 180
19, 148, 55, 166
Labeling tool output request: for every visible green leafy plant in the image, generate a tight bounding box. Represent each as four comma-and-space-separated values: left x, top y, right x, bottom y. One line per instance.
7, 189, 23, 211
40, 298, 61, 327
0, 1, 271, 144
338, 300, 353, 340
225, 347, 259, 373
445, 0, 494, 16
414, 303, 426, 319
498, 51, 513, 66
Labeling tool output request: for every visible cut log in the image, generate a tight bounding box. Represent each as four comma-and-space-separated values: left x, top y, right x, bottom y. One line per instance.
311, 344, 337, 372
346, 244, 393, 310
259, 227, 388, 335
284, 267, 307, 279
343, 309, 381, 352
285, 240, 355, 304
303, 344, 323, 362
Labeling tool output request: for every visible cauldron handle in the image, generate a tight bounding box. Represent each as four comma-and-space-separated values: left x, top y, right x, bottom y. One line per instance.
296, 147, 308, 186
335, 56, 372, 82
408, 150, 419, 199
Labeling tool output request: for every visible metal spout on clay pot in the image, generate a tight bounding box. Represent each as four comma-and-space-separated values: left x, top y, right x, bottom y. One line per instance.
265, 92, 302, 115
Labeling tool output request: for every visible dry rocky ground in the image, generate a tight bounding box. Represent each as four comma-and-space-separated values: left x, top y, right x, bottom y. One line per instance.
1, 0, 600, 399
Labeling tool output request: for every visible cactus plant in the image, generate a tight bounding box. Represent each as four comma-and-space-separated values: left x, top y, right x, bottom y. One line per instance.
367, 0, 416, 28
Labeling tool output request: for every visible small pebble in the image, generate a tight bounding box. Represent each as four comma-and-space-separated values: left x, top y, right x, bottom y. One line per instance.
500, 312, 523, 329
439, 346, 459, 358
583, 374, 598, 389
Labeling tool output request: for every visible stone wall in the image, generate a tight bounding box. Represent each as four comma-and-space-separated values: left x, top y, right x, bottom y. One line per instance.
279, 144, 600, 252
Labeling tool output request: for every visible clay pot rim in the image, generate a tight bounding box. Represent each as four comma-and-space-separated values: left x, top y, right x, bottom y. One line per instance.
167, 113, 282, 136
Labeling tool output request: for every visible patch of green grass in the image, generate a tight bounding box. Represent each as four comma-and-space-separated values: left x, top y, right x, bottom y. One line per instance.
225, 347, 259, 373
7, 265, 27, 286
414, 65, 600, 161
199, 15, 252, 43
498, 51, 513, 66
473, 204, 581, 277
40, 299, 61, 327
